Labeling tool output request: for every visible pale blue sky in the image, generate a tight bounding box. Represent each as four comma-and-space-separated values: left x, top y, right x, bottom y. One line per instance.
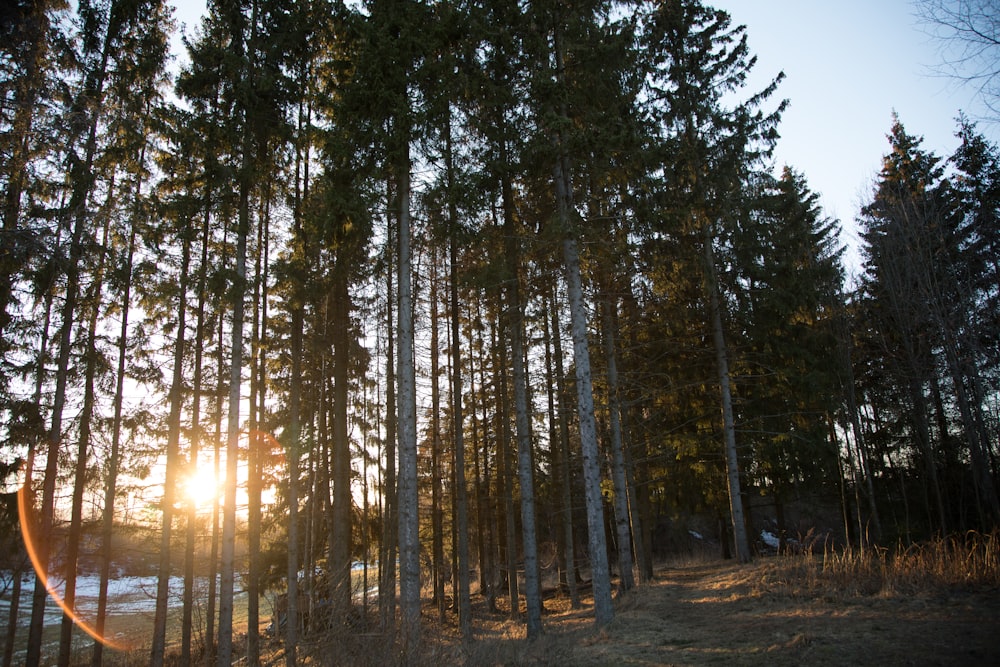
715, 0, 995, 265
171, 0, 996, 266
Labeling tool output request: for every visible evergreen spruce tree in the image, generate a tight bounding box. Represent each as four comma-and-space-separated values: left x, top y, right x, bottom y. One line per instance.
640, 0, 785, 563
737, 168, 846, 546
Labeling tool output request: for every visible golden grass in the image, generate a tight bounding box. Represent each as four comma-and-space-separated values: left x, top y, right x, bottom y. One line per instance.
87, 532, 1000, 665
819, 530, 1000, 595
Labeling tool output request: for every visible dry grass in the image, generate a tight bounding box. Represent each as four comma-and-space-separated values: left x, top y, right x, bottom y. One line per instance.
94, 533, 1000, 666
817, 531, 1000, 596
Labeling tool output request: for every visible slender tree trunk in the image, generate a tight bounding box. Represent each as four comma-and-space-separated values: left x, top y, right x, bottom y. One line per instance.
501, 174, 542, 637
908, 376, 947, 533
542, 292, 566, 585
940, 330, 1000, 524
205, 261, 226, 665
494, 315, 520, 619
621, 413, 650, 583
151, 220, 192, 667
206, 254, 228, 665
379, 215, 398, 633
59, 180, 116, 667
556, 200, 613, 625
246, 192, 270, 665
703, 226, 751, 564
182, 197, 210, 666
430, 256, 446, 620
217, 141, 251, 667
600, 293, 634, 593
396, 138, 421, 649
331, 268, 353, 613
549, 287, 580, 608
837, 312, 882, 543
470, 305, 497, 611
446, 124, 472, 640
619, 290, 653, 583
283, 88, 311, 666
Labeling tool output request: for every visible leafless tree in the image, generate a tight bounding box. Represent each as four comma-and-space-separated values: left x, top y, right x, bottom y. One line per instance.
915, 0, 1000, 119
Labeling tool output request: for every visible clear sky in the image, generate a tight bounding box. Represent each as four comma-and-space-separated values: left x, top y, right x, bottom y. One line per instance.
713, 0, 997, 267
170, 0, 997, 268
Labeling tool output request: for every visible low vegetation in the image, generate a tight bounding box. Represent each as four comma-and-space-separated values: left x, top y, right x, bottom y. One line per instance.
81, 533, 999, 666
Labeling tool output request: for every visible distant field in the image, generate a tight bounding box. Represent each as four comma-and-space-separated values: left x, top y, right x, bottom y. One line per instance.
0, 573, 257, 664
1, 564, 383, 663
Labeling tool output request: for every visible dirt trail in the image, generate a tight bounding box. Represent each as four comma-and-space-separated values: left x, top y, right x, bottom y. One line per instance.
74, 556, 993, 665
433, 558, 1000, 666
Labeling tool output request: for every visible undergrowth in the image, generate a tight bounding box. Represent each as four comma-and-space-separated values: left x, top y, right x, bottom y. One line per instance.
93, 532, 1000, 665
752, 530, 1000, 599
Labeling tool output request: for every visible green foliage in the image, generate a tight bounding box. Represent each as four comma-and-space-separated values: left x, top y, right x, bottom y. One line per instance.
4, 0, 1000, 660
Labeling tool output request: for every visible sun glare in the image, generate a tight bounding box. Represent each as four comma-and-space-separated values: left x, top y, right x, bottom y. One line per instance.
182, 465, 221, 509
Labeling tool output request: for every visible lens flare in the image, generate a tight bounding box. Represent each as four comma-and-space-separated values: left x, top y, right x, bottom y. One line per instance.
17, 482, 132, 652
15, 428, 286, 654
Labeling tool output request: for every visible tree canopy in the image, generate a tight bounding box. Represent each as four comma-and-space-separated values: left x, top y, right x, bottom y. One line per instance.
1, 0, 998, 663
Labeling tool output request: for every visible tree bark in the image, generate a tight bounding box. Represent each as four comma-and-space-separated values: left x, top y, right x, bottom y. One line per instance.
561, 233, 614, 626
446, 124, 473, 640
59, 182, 115, 667
703, 226, 751, 564
501, 180, 543, 638
396, 138, 421, 649
600, 293, 635, 592
379, 213, 398, 633
430, 256, 446, 620
151, 220, 192, 667
548, 287, 580, 607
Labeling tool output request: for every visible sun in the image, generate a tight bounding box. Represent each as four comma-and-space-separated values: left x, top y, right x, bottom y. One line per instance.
181, 465, 221, 510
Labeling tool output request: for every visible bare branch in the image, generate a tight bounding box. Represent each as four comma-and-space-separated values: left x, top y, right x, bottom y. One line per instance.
914, 0, 1000, 119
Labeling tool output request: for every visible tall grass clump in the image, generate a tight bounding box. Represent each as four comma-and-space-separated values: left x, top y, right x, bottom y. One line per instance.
818, 530, 1000, 597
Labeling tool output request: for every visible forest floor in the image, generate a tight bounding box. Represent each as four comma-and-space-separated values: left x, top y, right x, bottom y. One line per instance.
278, 553, 1000, 667
32, 549, 1000, 665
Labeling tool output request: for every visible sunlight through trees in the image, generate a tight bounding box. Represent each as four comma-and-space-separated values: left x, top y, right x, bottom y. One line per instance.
1, 0, 999, 664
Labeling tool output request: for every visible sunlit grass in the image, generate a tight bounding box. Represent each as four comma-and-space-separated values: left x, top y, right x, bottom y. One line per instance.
736, 530, 1000, 600
72, 531, 1000, 665
819, 530, 1000, 596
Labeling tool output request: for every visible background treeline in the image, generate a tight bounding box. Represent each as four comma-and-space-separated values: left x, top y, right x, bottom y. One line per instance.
1, 0, 999, 664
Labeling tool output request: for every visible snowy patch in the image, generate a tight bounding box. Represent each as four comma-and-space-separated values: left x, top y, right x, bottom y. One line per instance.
760, 530, 781, 549
0, 571, 221, 626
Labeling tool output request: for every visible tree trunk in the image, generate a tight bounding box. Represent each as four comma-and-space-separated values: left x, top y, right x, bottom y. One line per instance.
501, 184, 542, 638
59, 182, 115, 667
620, 290, 654, 583
430, 256, 446, 620
396, 137, 421, 649
379, 214, 398, 633
494, 315, 520, 619
549, 288, 580, 608
472, 306, 498, 612
283, 87, 311, 665
206, 249, 228, 665
446, 124, 472, 640
181, 162, 213, 666
331, 267, 353, 613
151, 214, 192, 667
561, 232, 614, 626
600, 293, 635, 593
703, 226, 751, 564
217, 139, 251, 667
837, 311, 882, 544
246, 192, 271, 664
